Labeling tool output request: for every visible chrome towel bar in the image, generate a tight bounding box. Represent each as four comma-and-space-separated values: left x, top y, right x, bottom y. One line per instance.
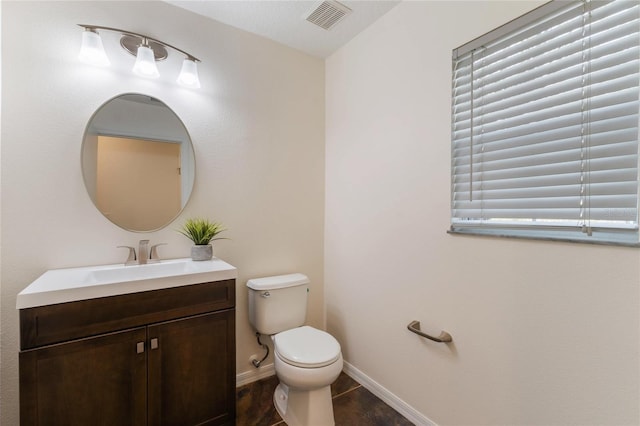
407, 320, 452, 343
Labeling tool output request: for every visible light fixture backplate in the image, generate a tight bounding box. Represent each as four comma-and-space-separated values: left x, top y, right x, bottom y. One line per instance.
120, 35, 168, 61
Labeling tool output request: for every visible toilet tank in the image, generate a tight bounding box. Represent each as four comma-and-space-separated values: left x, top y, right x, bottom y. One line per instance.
246, 273, 309, 335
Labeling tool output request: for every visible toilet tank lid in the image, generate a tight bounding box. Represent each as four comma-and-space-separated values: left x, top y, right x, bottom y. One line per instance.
246, 273, 310, 290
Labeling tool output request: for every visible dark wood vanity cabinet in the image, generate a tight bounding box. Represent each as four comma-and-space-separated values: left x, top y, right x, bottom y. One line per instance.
19, 279, 236, 426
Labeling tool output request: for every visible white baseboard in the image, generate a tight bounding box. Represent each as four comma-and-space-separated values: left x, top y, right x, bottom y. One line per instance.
236, 362, 276, 387
343, 361, 437, 426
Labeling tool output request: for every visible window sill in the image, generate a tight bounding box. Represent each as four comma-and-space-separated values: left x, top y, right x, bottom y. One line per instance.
447, 227, 640, 248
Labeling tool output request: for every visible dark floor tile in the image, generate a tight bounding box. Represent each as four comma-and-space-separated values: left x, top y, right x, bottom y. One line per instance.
333, 386, 414, 426
236, 375, 282, 426
331, 372, 361, 397
236, 372, 412, 426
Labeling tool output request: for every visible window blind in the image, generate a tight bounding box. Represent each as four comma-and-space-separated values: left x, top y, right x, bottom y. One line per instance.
450, 0, 640, 245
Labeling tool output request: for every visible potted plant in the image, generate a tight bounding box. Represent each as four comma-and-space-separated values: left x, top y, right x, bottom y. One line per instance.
178, 217, 227, 261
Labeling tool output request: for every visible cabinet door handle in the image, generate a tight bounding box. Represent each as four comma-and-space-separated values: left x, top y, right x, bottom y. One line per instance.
136, 341, 145, 354
150, 338, 159, 350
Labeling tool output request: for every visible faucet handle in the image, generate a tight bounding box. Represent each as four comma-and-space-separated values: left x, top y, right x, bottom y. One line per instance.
150, 243, 167, 260
117, 246, 137, 264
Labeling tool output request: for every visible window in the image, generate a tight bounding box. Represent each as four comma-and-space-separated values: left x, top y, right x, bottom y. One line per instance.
450, 0, 640, 246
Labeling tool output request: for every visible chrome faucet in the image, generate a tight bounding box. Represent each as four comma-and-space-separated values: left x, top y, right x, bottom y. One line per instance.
138, 240, 149, 265
118, 240, 165, 265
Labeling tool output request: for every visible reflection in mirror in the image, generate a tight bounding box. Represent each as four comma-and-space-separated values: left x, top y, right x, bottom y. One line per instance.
82, 94, 195, 232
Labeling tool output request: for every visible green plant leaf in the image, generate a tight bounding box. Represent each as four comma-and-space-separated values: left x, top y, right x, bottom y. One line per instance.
178, 217, 227, 245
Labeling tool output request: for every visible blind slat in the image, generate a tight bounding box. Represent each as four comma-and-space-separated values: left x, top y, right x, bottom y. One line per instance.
451, 0, 639, 244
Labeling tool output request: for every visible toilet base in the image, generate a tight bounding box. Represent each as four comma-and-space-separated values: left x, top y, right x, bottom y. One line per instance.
273, 382, 335, 426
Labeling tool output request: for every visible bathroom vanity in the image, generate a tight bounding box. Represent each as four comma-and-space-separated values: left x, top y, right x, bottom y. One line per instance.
17, 258, 237, 426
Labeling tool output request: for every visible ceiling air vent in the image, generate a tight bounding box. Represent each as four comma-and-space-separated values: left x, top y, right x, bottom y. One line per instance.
305, 0, 352, 30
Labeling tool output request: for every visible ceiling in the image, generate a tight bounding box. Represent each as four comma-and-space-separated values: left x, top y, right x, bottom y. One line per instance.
165, 0, 401, 58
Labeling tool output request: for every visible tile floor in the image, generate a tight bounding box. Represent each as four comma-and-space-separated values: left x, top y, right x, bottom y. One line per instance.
236, 372, 414, 426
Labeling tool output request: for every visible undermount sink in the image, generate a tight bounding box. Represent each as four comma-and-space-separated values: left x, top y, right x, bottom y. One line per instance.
16, 257, 237, 309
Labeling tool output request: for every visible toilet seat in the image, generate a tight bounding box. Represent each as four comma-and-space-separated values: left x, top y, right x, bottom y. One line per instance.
274, 326, 341, 368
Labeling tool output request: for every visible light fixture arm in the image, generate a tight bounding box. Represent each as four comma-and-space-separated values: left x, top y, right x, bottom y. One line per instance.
77, 24, 200, 62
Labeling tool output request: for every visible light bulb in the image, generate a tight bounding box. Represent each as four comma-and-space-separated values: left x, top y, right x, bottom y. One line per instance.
78, 29, 110, 67
177, 58, 201, 89
132, 44, 159, 78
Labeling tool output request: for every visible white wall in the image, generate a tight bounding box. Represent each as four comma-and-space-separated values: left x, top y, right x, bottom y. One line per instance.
325, 2, 640, 425
1, 2, 324, 424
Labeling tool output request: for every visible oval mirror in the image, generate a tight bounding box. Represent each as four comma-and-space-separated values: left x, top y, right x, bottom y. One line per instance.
81, 94, 195, 232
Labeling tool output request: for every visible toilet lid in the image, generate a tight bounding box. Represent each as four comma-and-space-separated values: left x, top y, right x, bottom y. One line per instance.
274, 326, 341, 368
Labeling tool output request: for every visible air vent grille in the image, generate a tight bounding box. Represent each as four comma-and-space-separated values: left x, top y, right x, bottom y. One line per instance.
305, 0, 352, 30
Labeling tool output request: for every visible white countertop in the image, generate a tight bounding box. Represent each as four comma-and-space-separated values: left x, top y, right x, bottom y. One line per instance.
16, 257, 237, 309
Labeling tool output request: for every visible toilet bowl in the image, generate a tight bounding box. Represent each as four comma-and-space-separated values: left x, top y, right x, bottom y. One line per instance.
272, 326, 344, 426
246, 274, 344, 426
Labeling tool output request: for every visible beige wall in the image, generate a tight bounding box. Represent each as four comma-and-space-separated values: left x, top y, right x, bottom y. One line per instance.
1, 2, 324, 424
325, 1, 640, 425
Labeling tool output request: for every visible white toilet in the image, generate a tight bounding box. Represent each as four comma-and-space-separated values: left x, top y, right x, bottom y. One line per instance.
247, 273, 343, 426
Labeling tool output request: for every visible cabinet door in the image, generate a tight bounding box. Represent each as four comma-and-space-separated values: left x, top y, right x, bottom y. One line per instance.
20, 327, 147, 426
148, 310, 235, 426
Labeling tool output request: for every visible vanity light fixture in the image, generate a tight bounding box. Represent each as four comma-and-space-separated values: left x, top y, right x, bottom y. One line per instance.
132, 39, 160, 78
77, 24, 201, 89
176, 58, 201, 89
78, 28, 110, 67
